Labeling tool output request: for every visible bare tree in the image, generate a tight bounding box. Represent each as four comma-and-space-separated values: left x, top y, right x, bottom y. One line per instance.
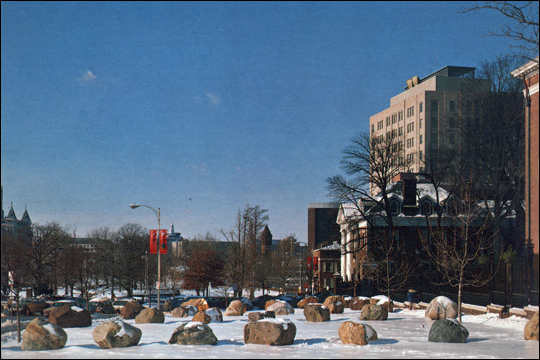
27, 222, 73, 296
420, 179, 499, 323
115, 223, 147, 297
459, 1, 539, 61
327, 132, 415, 302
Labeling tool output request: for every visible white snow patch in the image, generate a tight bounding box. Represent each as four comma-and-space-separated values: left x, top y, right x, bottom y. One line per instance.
43, 323, 63, 337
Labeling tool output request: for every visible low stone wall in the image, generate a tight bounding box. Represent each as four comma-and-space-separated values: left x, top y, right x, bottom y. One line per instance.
393, 301, 538, 320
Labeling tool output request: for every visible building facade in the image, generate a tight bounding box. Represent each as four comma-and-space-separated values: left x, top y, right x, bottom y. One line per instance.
511, 56, 539, 301
307, 203, 341, 252
1, 187, 32, 235
369, 66, 490, 194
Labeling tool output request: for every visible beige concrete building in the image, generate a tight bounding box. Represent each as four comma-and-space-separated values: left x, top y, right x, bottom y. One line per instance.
369, 66, 490, 194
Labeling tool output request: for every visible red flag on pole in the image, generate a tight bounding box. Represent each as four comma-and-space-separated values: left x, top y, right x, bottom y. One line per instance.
313, 257, 318, 271
149, 230, 158, 254
307, 257, 312, 271
159, 229, 168, 254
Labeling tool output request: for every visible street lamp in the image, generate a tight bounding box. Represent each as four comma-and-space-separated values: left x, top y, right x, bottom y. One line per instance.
130, 203, 162, 310
333, 271, 341, 295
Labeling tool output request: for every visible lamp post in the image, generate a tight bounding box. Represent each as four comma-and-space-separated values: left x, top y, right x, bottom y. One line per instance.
130, 204, 162, 310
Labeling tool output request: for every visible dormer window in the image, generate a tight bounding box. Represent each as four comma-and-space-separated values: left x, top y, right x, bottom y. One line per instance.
390, 200, 400, 215
421, 201, 432, 215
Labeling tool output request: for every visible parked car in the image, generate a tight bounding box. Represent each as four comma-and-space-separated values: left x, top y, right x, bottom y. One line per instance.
43, 300, 82, 316
88, 299, 115, 314
111, 299, 132, 313
18, 298, 49, 316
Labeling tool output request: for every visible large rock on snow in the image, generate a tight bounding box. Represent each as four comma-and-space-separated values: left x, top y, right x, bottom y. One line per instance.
297, 296, 319, 309
172, 305, 198, 318
524, 311, 539, 341
206, 307, 223, 323
338, 320, 378, 345
303, 303, 330, 322
169, 322, 218, 345
244, 318, 296, 345
135, 308, 165, 324
428, 318, 469, 343
359, 304, 388, 321
266, 300, 295, 315
192, 310, 212, 324
21, 318, 68, 351
323, 296, 345, 314
224, 300, 246, 316
248, 310, 275, 322
370, 296, 394, 312
425, 296, 458, 320
92, 319, 142, 349
181, 298, 209, 312
48, 304, 92, 328
121, 301, 145, 320
348, 297, 371, 311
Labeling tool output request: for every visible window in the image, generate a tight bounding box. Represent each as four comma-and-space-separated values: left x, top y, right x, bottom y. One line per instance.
449, 101, 455, 112
398, 127, 403, 136
392, 113, 397, 124
420, 102, 423, 113
372, 124, 375, 133
398, 111, 403, 121
419, 119, 423, 129
386, 116, 391, 126
406, 122, 415, 133
419, 134, 423, 144
421, 201, 432, 215
390, 200, 399, 215
419, 150, 423, 160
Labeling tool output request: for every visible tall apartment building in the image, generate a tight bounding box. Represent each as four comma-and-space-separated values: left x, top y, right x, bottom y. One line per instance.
369, 66, 490, 194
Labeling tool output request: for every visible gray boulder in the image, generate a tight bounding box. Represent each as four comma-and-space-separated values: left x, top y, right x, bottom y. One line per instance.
359, 304, 388, 321
171, 305, 198, 318
428, 318, 469, 343
21, 318, 67, 351
248, 310, 275, 322
206, 307, 223, 322
169, 322, 218, 345
244, 319, 296, 345
348, 297, 371, 311
135, 308, 165, 324
303, 304, 330, 322
92, 319, 142, 349
266, 300, 295, 315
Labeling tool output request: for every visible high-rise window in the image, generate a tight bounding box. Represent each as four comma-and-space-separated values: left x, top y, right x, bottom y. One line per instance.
420, 102, 423, 113
450, 101, 456, 112
431, 100, 438, 112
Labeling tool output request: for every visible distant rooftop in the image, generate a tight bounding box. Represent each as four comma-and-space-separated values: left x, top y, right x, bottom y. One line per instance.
421, 65, 476, 82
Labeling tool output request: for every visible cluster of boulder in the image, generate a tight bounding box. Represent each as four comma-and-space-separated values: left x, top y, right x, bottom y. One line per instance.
19, 294, 539, 351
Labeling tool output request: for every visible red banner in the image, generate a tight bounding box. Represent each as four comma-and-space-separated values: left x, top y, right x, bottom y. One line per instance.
307, 257, 312, 271
313, 257, 318, 271
159, 229, 167, 254
150, 229, 168, 254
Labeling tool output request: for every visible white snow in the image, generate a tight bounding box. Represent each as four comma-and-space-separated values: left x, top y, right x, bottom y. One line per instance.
432, 296, 456, 307
2, 307, 537, 358
42, 323, 63, 338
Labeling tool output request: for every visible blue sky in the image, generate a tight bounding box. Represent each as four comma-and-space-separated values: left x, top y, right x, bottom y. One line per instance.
1, 1, 517, 242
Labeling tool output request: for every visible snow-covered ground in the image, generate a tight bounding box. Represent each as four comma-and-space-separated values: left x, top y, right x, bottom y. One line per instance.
1, 305, 538, 359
